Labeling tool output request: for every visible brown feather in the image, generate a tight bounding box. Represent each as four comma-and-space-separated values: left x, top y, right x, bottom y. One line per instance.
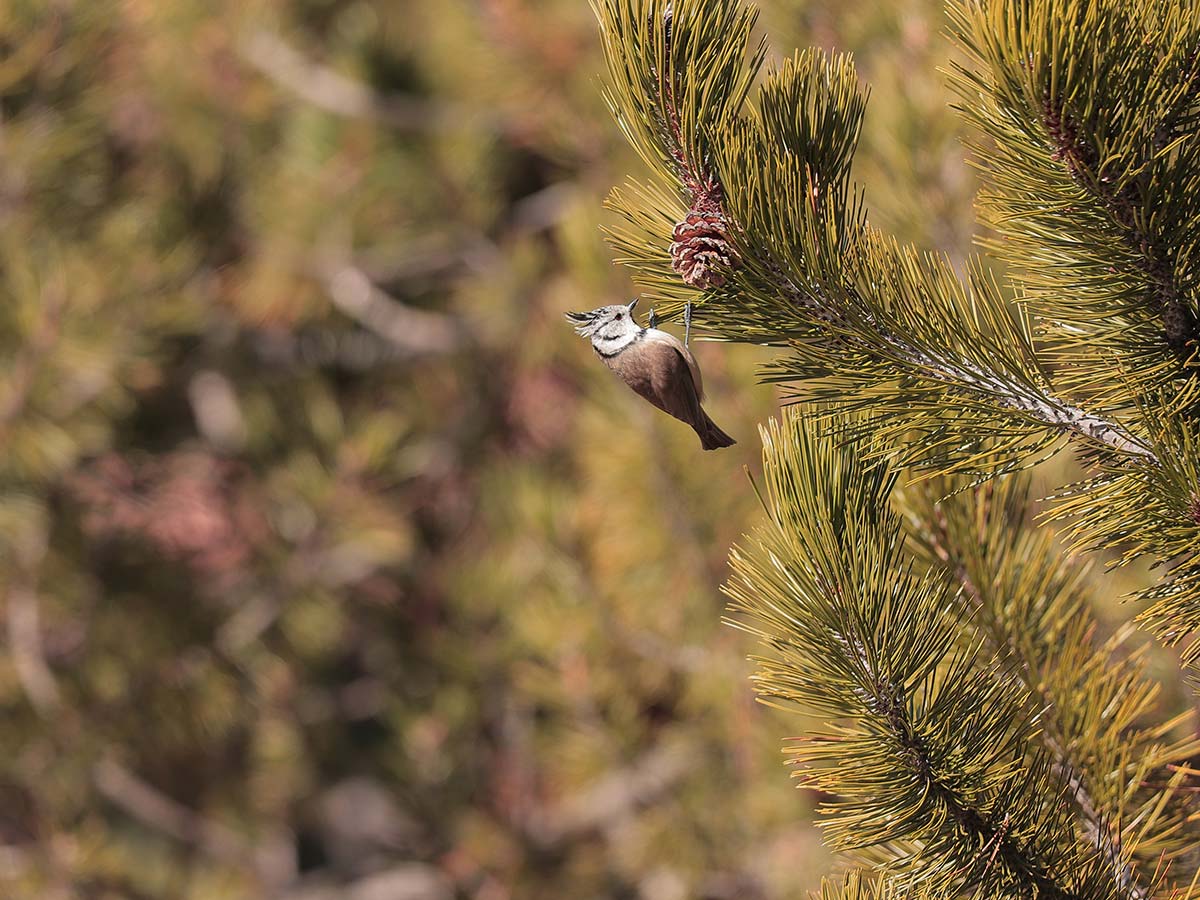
602, 339, 735, 450
641, 330, 704, 400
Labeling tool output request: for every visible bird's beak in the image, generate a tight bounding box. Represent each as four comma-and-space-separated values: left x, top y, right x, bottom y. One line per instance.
627, 298, 638, 312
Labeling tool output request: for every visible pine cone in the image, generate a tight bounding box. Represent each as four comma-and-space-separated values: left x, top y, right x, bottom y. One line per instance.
669, 210, 738, 290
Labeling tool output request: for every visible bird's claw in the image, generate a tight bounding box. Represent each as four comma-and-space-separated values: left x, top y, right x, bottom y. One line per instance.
646, 304, 690, 344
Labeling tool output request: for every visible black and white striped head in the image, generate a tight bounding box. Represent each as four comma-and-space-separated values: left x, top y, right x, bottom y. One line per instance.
565, 299, 641, 342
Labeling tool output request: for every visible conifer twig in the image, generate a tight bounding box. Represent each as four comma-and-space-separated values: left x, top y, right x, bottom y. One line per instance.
922, 503, 1150, 900
728, 414, 1129, 896
840, 643, 1083, 900
769, 274, 1157, 463
1042, 90, 1197, 353
1052, 757, 1147, 900
887, 332, 1156, 461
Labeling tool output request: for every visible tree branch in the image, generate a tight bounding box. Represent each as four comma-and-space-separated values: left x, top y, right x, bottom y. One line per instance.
93, 759, 248, 862
7, 577, 60, 716
770, 275, 1157, 463
909, 341, 1156, 461
922, 504, 1150, 900
1043, 91, 1197, 353
320, 265, 464, 357
238, 30, 495, 134
834, 631, 1083, 900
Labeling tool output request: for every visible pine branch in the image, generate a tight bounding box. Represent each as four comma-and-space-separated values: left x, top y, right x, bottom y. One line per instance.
1049, 408, 1200, 665
947, 0, 1200, 405
599, 21, 1155, 472
727, 413, 1137, 898
595, 0, 764, 290
900, 474, 1200, 893
740, 228, 1156, 469
802, 282, 1156, 462
1041, 87, 1197, 355
596, 0, 1200, 653
811, 872, 953, 900
593, 0, 763, 199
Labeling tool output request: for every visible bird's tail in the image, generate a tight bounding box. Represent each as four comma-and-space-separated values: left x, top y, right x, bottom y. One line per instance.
697, 410, 736, 451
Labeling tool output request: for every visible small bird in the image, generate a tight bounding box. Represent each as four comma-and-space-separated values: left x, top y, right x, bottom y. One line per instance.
566, 299, 735, 450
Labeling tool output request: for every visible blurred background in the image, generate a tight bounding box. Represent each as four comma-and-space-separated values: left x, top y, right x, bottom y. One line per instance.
0, 1, 1144, 898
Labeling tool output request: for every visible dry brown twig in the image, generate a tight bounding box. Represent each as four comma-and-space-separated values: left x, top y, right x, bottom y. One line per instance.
92, 759, 247, 862
7, 576, 60, 717
321, 265, 464, 357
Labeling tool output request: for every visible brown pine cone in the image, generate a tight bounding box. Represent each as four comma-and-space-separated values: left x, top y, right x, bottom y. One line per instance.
669, 210, 738, 290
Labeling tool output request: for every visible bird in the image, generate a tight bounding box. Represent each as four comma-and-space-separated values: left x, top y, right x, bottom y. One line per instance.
566, 299, 735, 450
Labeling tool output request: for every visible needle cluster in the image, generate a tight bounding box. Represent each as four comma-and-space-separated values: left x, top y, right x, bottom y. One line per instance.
595, 0, 1200, 669
595, 1, 1200, 894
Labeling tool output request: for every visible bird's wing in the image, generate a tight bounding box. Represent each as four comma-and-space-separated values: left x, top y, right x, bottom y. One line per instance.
642, 329, 704, 400
623, 340, 705, 428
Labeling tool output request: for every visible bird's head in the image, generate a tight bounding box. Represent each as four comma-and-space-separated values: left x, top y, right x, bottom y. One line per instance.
565, 299, 641, 341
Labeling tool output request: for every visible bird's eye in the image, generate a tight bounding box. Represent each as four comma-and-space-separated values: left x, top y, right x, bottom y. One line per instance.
617, 313, 624, 319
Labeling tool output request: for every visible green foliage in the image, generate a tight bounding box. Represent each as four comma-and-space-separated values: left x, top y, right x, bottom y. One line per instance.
595, 0, 1200, 895
0, 1, 819, 897
596, 0, 1200, 672
945, 0, 1200, 661
594, 0, 765, 188
811, 872, 948, 900
949, 0, 1200, 407
898, 469, 1200, 874
730, 412, 1200, 897
730, 420, 1062, 893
